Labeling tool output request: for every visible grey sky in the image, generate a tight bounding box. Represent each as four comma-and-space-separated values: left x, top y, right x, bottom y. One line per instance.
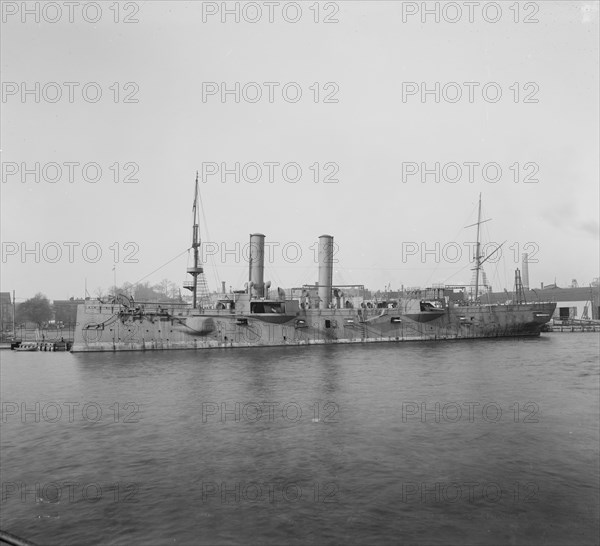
1, 1, 598, 301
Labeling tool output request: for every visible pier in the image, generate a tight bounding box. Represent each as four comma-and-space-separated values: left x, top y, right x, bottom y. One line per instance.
544, 318, 600, 333
7, 340, 72, 351
545, 324, 600, 333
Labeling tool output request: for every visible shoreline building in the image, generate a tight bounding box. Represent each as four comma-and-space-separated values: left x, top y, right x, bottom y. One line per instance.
0, 292, 14, 333
485, 285, 600, 321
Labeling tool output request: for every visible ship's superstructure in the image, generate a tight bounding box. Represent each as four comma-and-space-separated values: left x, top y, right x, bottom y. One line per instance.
71, 185, 556, 352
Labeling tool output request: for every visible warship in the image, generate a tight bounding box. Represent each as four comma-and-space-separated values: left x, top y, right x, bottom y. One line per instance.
71, 180, 556, 352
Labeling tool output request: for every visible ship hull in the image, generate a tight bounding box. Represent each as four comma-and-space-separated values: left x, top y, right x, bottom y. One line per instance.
71, 301, 556, 352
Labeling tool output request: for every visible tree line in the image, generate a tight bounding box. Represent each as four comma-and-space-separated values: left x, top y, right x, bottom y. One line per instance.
15, 279, 184, 327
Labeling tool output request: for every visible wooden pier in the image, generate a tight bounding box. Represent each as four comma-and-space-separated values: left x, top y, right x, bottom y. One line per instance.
544, 322, 600, 333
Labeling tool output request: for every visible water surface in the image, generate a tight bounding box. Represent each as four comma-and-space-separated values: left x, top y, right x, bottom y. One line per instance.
1, 334, 598, 545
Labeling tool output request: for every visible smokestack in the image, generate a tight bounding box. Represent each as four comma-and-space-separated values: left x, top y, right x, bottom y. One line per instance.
522, 253, 530, 290
318, 235, 334, 309
248, 233, 265, 297
221, 281, 226, 294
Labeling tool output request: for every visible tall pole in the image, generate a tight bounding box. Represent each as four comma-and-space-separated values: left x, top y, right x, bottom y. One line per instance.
474, 193, 482, 301
12, 290, 15, 335
192, 172, 200, 309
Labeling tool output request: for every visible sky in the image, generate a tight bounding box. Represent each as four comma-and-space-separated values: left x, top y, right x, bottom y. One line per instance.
1, 0, 599, 303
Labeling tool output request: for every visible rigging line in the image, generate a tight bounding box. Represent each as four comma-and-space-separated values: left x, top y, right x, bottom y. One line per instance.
335, 268, 348, 287
490, 262, 505, 293
480, 241, 506, 266
477, 204, 500, 277
290, 261, 316, 289
267, 270, 286, 295
426, 200, 482, 287
263, 262, 284, 291
197, 185, 221, 290
130, 248, 191, 288
231, 265, 247, 294
273, 263, 296, 292
502, 243, 510, 291
303, 255, 323, 286
442, 260, 476, 283
300, 265, 460, 271
270, 256, 311, 288
440, 197, 492, 287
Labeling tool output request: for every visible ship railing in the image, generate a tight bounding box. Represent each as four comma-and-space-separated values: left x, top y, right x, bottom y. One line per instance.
82, 300, 190, 314
133, 301, 190, 307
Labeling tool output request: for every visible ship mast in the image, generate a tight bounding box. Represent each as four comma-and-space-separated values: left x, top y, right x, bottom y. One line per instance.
465, 193, 489, 302
465, 195, 505, 303
474, 193, 482, 301
187, 172, 203, 309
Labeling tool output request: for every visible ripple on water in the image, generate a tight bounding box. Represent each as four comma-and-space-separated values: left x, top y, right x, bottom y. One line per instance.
1, 334, 598, 545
